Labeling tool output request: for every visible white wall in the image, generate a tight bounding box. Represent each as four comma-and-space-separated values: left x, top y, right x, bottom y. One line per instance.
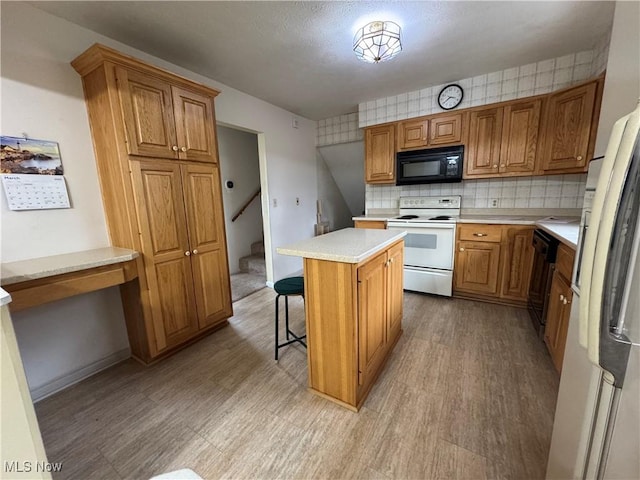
316, 152, 353, 231
317, 141, 365, 216
217, 126, 263, 274
1, 2, 317, 395
593, 1, 640, 157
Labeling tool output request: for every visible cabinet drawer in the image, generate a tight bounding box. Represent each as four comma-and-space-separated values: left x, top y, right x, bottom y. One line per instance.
555, 243, 575, 281
354, 220, 386, 229
458, 224, 503, 243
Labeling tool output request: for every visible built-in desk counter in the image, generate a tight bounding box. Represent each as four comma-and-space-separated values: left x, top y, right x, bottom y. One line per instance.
1, 247, 139, 312
278, 228, 405, 411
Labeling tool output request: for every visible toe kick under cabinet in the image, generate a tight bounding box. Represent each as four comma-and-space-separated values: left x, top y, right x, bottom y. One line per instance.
72, 44, 232, 363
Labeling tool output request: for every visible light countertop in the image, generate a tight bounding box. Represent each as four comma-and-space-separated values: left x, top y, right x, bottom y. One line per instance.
352, 211, 580, 249
277, 228, 406, 264
535, 221, 580, 249
1, 247, 139, 285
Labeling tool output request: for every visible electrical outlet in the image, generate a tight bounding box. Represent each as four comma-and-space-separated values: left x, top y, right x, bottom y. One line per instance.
296, 197, 300, 206
273, 198, 278, 207
490, 198, 499, 208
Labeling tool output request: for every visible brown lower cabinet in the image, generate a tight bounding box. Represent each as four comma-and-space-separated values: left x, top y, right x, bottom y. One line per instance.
354, 220, 387, 229
544, 243, 575, 373
304, 240, 403, 410
454, 224, 535, 305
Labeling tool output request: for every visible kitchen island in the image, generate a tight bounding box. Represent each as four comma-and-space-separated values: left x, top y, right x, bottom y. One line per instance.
278, 228, 406, 411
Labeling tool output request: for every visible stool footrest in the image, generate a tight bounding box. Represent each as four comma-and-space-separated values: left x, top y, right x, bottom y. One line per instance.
277, 334, 307, 350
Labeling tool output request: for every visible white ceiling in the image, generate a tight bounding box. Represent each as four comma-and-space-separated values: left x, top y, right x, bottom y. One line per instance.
30, 1, 615, 120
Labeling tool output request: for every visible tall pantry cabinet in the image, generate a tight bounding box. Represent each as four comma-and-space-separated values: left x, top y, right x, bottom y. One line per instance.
72, 44, 232, 363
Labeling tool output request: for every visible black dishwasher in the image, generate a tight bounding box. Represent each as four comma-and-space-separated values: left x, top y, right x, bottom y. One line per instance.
528, 229, 560, 339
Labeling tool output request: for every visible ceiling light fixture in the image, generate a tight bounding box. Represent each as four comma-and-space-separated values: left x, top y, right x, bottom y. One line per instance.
353, 21, 402, 64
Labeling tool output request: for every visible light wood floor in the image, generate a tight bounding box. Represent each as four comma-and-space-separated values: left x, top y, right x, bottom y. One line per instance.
35, 289, 559, 480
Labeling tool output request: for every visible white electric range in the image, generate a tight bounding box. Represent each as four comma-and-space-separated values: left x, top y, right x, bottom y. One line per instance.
386, 196, 460, 296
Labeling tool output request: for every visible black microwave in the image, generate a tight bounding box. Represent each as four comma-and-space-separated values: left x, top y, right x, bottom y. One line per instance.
396, 145, 464, 185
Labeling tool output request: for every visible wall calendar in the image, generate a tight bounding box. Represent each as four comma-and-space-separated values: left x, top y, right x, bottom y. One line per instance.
2, 174, 71, 210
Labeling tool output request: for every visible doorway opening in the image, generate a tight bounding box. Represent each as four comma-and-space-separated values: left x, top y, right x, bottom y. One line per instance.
217, 125, 269, 302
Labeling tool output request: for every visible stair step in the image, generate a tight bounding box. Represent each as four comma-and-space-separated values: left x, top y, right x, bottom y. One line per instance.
239, 253, 266, 275
251, 241, 265, 255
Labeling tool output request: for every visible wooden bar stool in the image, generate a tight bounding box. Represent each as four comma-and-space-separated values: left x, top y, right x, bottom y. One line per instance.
274, 276, 306, 361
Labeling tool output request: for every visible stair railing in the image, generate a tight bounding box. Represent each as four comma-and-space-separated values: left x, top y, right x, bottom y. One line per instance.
231, 187, 261, 222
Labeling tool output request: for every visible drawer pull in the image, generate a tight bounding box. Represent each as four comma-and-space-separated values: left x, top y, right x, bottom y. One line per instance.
473, 233, 487, 237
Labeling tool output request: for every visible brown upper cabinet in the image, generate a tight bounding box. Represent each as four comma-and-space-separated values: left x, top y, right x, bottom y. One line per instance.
365, 124, 396, 184
397, 119, 429, 150
540, 82, 598, 173
466, 107, 504, 176
465, 99, 542, 178
364, 76, 603, 184
430, 113, 464, 145
116, 67, 218, 163
397, 113, 464, 150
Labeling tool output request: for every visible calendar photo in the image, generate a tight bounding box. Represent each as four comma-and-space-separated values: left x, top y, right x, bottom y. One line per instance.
1, 136, 63, 175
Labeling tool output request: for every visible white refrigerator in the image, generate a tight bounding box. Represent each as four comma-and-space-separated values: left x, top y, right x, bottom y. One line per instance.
547, 101, 640, 480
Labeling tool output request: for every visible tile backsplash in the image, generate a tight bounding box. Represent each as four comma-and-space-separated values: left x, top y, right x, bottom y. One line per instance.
358, 48, 604, 128
366, 174, 586, 212
317, 112, 363, 147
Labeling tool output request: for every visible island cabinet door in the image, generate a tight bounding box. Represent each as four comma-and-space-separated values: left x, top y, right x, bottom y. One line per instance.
180, 164, 232, 329
357, 251, 388, 390
387, 242, 404, 345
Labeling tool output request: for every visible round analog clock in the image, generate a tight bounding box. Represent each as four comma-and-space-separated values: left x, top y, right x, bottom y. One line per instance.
438, 84, 464, 110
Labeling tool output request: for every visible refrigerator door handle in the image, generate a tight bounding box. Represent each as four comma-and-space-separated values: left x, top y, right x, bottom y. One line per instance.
579, 114, 628, 352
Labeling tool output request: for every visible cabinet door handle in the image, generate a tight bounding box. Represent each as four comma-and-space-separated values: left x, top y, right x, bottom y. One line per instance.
493, 164, 498, 168
185, 251, 191, 256
560, 294, 564, 301
500, 164, 506, 168
172, 145, 179, 151
192, 249, 199, 255
180, 146, 187, 152
577, 155, 583, 161
459, 247, 465, 252
563, 298, 569, 305
473, 233, 486, 237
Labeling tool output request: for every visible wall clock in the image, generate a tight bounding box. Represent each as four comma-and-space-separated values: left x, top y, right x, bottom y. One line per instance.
438, 84, 464, 110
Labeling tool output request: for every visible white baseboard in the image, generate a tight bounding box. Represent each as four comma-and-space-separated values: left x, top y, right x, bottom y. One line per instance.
266, 281, 274, 288
31, 348, 131, 403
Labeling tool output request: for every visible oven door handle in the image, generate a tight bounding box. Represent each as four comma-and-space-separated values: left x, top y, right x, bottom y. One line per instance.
387, 224, 456, 232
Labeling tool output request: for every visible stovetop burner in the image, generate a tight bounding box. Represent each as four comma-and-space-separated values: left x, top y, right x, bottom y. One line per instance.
397, 215, 419, 220
430, 215, 452, 220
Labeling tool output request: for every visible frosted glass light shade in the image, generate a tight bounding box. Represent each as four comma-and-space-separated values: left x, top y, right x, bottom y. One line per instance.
353, 21, 402, 63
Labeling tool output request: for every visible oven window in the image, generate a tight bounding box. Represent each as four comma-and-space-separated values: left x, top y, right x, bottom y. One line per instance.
402, 161, 440, 178
405, 232, 438, 249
